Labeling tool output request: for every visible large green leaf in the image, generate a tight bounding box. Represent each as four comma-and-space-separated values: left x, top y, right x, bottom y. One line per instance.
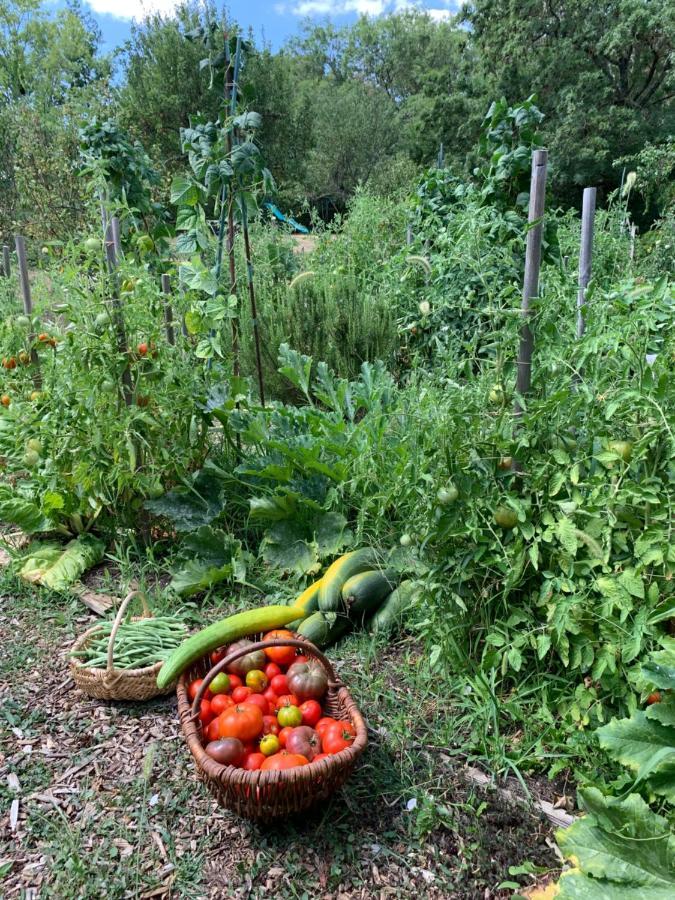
0, 487, 52, 534
642, 639, 675, 690
315, 511, 351, 555
19, 535, 105, 592
646, 694, 675, 727
261, 519, 317, 575
597, 711, 675, 792
145, 465, 226, 532
169, 527, 244, 597
556, 788, 675, 898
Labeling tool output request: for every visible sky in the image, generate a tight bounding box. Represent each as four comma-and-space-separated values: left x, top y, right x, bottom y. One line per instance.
59, 1, 461, 54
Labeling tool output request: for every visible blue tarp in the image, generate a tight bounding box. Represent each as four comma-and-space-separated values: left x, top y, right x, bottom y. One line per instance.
264, 202, 310, 234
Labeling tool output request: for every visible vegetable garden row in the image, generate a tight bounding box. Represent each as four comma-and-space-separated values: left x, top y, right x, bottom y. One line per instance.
0, 28, 673, 900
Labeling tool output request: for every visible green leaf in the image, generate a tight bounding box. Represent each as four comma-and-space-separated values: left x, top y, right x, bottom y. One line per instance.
619, 568, 644, 600
145, 465, 226, 532
170, 175, 201, 206
0, 487, 52, 534
556, 788, 675, 898
556, 517, 578, 556
597, 710, 675, 787
261, 519, 317, 575
642, 639, 675, 690
169, 527, 243, 597
314, 511, 351, 556
647, 695, 675, 727
20, 535, 105, 592
169, 560, 233, 597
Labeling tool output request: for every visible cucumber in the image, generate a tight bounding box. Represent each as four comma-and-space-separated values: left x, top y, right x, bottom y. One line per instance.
296, 611, 330, 645
318, 548, 381, 612
297, 610, 352, 648
287, 578, 322, 630
342, 569, 398, 618
156, 605, 306, 689
371, 581, 419, 634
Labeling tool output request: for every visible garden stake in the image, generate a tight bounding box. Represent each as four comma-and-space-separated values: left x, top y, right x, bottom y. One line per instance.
514, 148, 547, 418
2, 244, 9, 277
577, 187, 596, 339
240, 191, 266, 406
161, 274, 175, 346
14, 235, 41, 387
105, 217, 133, 405
224, 32, 241, 376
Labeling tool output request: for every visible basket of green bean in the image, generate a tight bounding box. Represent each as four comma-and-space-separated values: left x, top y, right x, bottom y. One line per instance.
69, 591, 188, 701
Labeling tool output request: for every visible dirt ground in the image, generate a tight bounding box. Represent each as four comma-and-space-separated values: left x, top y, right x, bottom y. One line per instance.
0, 583, 560, 899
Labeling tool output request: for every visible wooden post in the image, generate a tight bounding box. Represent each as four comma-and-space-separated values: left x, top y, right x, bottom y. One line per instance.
111, 217, 123, 258
105, 217, 133, 405
2, 245, 10, 277
514, 149, 548, 418
161, 274, 175, 346
240, 195, 266, 406
14, 235, 41, 384
576, 187, 596, 339
629, 223, 637, 262
406, 224, 413, 246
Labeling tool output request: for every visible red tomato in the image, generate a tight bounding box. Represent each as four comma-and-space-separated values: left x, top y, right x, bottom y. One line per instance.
217, 704, 263, 742
262, 631, 297, 667
244, 694, 269, 716
263, 687, 279, 707
210, 647, 226, 666
316, 717, 339, 739
270, 674, 289, 696
322, 722, 356, 754
227, 674, 242, 691
262, 715, 280, 736
275, 693, 300, 710
294, 655, 309, 665
243, 751, 265, 771
260, 751, 309, 771
278, 726, 294, 748
299, 700, 322, 728
211, 694, 234, 716
204, 719, 220, 742
232, 686, 252, 704
265, 662, 282, 680
187, 678, 212, 701
198, 699, 214, 726
312, 753, 330, 763
647, 692, 662, 705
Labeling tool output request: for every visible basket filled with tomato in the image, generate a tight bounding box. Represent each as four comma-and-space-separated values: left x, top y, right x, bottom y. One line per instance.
177, 632, 367, 820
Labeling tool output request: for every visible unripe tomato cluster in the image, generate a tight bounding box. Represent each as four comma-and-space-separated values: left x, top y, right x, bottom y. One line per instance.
187, 630, 357, 771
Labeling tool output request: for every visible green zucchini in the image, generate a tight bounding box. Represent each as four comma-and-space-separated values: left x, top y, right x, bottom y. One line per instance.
318, 548, 381, 613
371, 581, 419, 634
297, 610, 351, 648
342, 568, 398, 618
156, 604, 306, 689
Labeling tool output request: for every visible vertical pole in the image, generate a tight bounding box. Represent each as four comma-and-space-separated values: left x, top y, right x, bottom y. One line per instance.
406, 224, 413, 246
240, 197, 265, 406
161, 274, 175, 346
2, 245, 10, 277
15, 235, 41, 385
576, 187, 596, 339
514, 149, 548, 418
629, 223, 637, 262
111, 217, 123, 259
106, 216, 133, 406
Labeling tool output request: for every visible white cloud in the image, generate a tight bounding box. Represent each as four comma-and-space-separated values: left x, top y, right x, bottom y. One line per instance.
290, 0, 459, 18
85, 0, 184, 18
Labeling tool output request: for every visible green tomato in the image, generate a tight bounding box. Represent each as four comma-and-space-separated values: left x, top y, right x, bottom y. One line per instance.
22, 449, 40, 468
494, 506, 518, 529
15, 315, 31, 329
608, 440, 633, 463
277, 705, 302, 728
26, 438, 42, 454
101, 380, 116, 393
489, 385, 505, 405
399, 533, 413, 547
209, 673, 230, 695
437, 484, 459, 505
84, 237, 100, 253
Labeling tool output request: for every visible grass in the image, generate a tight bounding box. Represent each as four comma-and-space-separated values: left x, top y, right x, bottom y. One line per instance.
0, 560, 562, 898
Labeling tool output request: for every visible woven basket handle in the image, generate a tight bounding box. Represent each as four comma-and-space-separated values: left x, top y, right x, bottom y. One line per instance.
190, 637, 339, 719
106, 590, 152, 673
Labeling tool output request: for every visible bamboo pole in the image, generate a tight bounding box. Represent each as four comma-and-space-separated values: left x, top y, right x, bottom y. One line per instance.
14, 235, 41, 385
514, 149, 548, 418
576, 187, 596, 339
161, 274, 175, 346
105, 217, 133, 405
224, 32, 241, 376
240, 195, 265, 406
111, 217, 123, 258
2, 245, 10, 277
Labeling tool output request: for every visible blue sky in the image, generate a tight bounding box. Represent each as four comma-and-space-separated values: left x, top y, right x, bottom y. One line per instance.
58, 2, 460, 54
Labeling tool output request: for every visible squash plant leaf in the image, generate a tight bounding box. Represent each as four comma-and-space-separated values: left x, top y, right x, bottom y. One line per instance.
596, 711, 675, 790
555, 788, 675, 898
145, 465, 226, 532
261, 519, 317, 575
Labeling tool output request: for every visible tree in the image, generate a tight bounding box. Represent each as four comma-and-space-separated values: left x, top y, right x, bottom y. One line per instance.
463, 0, 675, 200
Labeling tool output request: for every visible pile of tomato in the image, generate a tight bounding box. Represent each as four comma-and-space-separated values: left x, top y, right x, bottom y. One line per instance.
187, 630, 357, 772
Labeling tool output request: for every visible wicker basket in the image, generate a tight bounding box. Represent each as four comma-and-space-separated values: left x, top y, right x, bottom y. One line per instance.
70, 591, 175, 701
178, 636, 367, 820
